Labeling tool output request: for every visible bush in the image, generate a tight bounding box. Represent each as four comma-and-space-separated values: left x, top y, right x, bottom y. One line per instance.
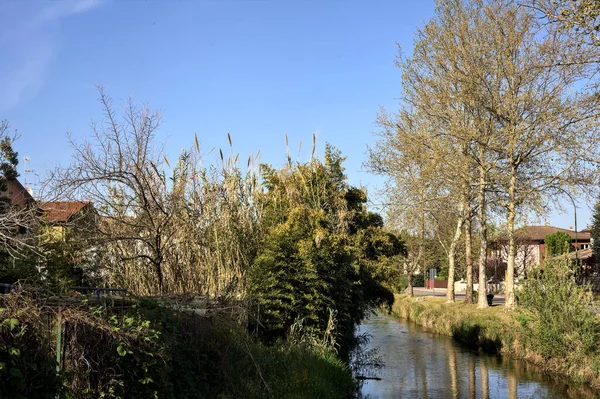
395, 275, 409, 292
0, 294, 60, 399
249, 148, 396, 354
518, 259, 600, 360
544, 231, 573, 257
412, 274, 425, 287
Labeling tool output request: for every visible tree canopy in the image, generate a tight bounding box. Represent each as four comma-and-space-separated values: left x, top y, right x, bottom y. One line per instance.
249, 145, 404, 352
545, 231, 573, 257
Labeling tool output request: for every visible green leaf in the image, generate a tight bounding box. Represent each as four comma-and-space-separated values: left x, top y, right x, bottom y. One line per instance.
4, 318, 19, 331
139, 377, 154, 384
8, 347, 20, 356
117, 343, 127, 357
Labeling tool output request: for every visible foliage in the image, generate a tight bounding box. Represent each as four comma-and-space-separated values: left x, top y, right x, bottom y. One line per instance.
518, 260, 600, 360
249, 145, 401, 354
544, 231, 573, 257
354, 226, 407, 296
0, 257, 40, 285
412, 274, 425, 287
395, 275, 409, 292
0, 293, 355, 399
0, 294, 59, 399
41, 238, 101, 292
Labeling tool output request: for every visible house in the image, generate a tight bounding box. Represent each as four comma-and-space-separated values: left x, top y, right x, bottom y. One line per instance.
1, 178, 38, 238
40, 201, 98, 241
489, 225, 592, 279
6, 178, 35, 207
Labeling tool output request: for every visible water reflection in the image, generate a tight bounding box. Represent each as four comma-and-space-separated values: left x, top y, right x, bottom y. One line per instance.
480, 356, 489, 399
357, 314, 598, 399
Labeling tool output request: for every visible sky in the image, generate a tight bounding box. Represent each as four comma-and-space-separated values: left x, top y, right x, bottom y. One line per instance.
0, 0, 591, 230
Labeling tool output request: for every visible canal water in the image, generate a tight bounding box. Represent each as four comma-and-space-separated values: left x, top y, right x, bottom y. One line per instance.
357, 314, 598, 399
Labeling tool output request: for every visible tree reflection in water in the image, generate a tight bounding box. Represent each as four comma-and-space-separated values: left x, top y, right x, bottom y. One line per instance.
357, 314, 598, 399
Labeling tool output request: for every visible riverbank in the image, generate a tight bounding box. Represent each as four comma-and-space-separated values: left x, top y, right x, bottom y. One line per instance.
392, 294, 600, 390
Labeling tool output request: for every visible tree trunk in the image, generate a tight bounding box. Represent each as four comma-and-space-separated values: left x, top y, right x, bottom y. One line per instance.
505, 165, 517, 311
407, 273, 414, 297
446, 216, 463, 303
464, 209, 473, 304
477, 165, 488, 309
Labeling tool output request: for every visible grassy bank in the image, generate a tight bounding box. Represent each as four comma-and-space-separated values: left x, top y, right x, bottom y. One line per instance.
392, 294, 600, 390
0, 292, 354, 399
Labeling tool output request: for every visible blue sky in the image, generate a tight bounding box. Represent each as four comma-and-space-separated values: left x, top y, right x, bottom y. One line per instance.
0, 0, 590, 229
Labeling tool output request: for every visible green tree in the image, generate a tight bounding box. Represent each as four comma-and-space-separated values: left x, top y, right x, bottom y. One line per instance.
544, 231, 573, 257
249, 144, 401, 353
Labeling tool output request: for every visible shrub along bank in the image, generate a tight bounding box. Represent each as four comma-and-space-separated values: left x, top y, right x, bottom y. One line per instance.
0, 292, 355, 399
393, 286, 600, 390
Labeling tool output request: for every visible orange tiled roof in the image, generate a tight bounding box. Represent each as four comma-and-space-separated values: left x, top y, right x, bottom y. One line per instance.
41, 201, 90, 223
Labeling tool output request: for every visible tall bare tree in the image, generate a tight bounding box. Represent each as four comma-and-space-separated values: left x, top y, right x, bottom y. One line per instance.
371, 0, 519, 307
380, 0, 600, 311
459, 0, 600, 310
51, 88, 263, 296
367, 104, 468, 300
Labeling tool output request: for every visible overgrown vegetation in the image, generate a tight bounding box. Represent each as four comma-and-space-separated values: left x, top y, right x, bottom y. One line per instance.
517, 260, 600, 362
0, 291, 355, 399
3, 0, 600, 394
0, 92, 404, 396
249, 146, 403, 354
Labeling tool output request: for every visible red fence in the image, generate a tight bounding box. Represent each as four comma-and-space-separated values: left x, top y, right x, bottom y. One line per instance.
425, 279, 448, 289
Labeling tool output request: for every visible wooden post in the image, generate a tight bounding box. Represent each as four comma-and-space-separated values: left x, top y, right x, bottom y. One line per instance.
55, 307, 63, 399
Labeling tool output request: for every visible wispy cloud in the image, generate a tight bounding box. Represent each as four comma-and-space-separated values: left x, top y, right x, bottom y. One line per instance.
0, 0, 101, 113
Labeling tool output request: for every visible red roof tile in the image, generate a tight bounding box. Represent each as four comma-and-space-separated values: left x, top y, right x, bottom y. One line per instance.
41, 201, 91, 223
6, 179, 35, 207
